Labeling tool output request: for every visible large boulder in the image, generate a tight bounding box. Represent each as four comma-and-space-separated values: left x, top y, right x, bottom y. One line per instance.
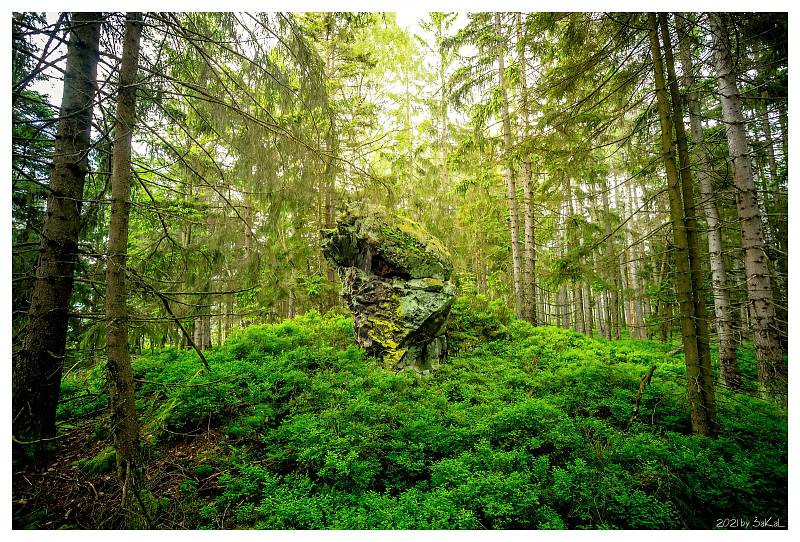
321, 205, 455, 372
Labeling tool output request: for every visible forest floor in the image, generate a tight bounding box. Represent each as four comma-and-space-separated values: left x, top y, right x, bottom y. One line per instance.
12, 297, 788, 529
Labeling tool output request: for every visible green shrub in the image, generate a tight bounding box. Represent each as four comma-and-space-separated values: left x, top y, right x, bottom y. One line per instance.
447, 295, 512, 353
52, 305, 787, 530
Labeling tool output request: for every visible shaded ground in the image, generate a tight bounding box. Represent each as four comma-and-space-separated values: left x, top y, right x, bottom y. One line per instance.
13, 418, 224, 529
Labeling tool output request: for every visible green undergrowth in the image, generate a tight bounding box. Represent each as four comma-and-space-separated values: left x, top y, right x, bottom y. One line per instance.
54, 300, 787, 529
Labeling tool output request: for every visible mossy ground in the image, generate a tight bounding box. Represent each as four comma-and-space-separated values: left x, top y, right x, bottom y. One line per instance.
12, 299, 787, 529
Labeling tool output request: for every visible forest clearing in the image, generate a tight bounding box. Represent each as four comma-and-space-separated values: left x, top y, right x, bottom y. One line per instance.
11, 10, 788, 530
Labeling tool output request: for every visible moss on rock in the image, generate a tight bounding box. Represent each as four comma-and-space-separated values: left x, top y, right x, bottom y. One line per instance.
321, 205, 455, 372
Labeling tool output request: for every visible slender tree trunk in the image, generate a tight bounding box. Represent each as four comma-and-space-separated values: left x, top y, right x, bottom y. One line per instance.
520, 163, 535, 323
13, 13, 102, 452
759, 93, 779, 192
777, 99, 788, 167
565, 178, 585, 334
675, 14, 740, 388
216, 303, 223, 346
626, 182, 646, 339
709, 12, 786, 398
615, 182, 633, 337
648, 12, 715, 436
757, 91, 788, 350
225, 295, 233, 340
105, 13, 150, 528
516, 13, 537, 324
656, 247, 671, 344
193, 313, 211, 350
495, 13, 524, 318
584, 282, 593, 337
597, 291, 607, 338
602, 180, 621, 339
572, 285, 584, 334
559, 287, 569, 329
659, 14, 714, 411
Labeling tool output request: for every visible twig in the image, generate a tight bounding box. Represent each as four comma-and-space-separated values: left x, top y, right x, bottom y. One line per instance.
626, 364, 657, 431
127, 268, 211, 371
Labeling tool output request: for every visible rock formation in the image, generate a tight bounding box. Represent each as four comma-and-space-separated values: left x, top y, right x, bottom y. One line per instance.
321, 205, 455, 372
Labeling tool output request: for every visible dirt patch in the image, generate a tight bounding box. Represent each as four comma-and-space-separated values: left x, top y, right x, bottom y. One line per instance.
13, 420, 226, 529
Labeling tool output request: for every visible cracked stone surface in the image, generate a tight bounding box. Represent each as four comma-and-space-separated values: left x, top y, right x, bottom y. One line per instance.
321, 205, 455, 372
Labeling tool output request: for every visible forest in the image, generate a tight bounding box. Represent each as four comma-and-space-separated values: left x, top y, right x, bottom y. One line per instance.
10, 11, 788, 530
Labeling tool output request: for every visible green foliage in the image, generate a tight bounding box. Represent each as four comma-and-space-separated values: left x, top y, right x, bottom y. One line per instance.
446, 295, 512, 352
72, 447, 116, 475
57, 364, 108, 422
58, 303, 786, 529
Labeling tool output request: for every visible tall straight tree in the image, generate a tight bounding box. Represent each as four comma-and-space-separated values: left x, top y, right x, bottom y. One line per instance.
13, 13, 102, 450
647, 12, 715, 436
658, 12, 715, 420
516, 12, 537, 324
602, 178, 621, 339
709, 12, 786, 399
675, 14, 740, 389
615, 181, 633, 336
625, 181, 646, 339
494, 12, 524, 318
565, 176, 585, 334
105, 12, 149, 527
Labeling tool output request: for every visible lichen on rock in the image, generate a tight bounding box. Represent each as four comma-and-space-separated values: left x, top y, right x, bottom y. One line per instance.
321, 204, 455, 372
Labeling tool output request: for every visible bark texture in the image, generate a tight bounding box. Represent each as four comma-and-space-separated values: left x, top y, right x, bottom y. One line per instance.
105, 12, 149, 527
13, 13, 102, 452
675, 14, 740, 389
602, 180, 621, 339
658, 13, 716, 425
648, 13, 715, 436
517, 13, 537, 324
709, 12, 786, 398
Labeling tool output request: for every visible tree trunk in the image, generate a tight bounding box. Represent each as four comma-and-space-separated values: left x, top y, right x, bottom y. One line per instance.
757, 90, 788, 350
709, 12, 786, 398
216, 303, 223, 346
675, 14, 740, 389
615, 182, 633, 337
565, 178, 585, 334
495, 13, 524, 318
193, 314, 211, 350
572, 282, 586, 334
517, 13, 537, 324
777, 99, 788, 167
583, 282, 593, 337
659, 14, 715, 411
105, 13, 150, 528
13, 13, 102, 453
648, 12, 715, 436
559, 287, 569, 329
597, 291, 606, 338
656, 247, 671, 344
602, 180, 621, 339
225, 295, 234, 340
626, 182, 646, 339
759, 93, 779, 193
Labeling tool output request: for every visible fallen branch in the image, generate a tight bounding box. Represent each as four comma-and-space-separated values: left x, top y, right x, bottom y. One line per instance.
626, 364, 657, 431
